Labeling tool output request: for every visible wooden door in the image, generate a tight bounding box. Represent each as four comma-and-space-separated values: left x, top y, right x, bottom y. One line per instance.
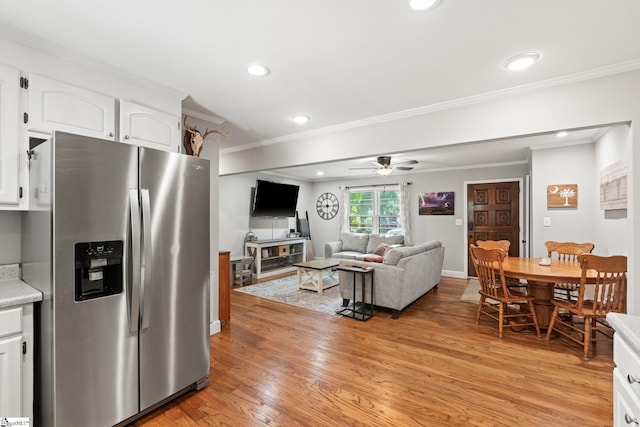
468, 181, 520, 276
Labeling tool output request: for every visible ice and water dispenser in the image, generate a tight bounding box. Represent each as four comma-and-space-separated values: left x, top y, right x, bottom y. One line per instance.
74, 241, 124, 301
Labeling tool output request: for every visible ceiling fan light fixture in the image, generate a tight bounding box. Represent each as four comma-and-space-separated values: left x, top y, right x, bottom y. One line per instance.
376, 168, 393, 176
503, 52, 539, 71
409, 0, 441, 11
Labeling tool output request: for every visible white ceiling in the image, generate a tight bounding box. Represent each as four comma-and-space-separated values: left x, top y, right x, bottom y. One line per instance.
0, 0, 639, 180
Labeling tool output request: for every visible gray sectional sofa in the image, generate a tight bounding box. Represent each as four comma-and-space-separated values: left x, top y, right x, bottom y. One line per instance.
324, 232, 405, 260
337, 240, 445, 319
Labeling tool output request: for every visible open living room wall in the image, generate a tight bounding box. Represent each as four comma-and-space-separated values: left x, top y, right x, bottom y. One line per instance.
218, 173, 314, 256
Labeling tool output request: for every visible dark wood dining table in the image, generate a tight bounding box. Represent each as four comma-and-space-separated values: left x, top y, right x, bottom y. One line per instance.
498, 257, 597, 328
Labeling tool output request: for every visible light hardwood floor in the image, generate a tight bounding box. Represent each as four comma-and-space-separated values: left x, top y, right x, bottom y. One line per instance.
133, 277, 614, 426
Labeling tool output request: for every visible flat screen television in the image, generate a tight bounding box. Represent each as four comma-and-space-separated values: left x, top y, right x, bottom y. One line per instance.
251, 179, 300, 217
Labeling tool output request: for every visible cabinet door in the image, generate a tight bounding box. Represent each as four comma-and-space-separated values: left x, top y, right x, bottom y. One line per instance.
0, 335, 23, 416
119, 100, 180, 152
27, 74, 116, 140
0, 64, 20, 204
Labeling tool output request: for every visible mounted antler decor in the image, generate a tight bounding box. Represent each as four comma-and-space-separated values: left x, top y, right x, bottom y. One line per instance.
183, 115, 228, 157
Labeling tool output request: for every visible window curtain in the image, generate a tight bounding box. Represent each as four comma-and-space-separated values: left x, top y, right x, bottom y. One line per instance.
339, 187, 349, 233
400, 182, 412, 245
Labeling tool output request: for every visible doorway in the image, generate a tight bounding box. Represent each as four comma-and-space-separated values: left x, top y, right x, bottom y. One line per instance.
467, 181, 520, 277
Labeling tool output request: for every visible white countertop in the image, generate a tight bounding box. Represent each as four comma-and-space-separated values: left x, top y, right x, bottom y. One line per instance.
0, 264, 43, 308
607, 312, 640, 356
0, 279, 42, 308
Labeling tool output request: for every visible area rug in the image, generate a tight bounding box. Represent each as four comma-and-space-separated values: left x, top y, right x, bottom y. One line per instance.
460, 279, 481, 304
234, 273, 343, 316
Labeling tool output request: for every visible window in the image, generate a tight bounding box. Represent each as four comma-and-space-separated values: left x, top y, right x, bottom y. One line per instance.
348, 186, 401, 234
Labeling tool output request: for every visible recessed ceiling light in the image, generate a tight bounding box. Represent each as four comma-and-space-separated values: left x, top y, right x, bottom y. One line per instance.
556, 131, 568, 137
503, 52, 540, 71
291, 115, 310, 124
316, 171, 324, 176
409, 0, 441, 11
246, 64, 270, 77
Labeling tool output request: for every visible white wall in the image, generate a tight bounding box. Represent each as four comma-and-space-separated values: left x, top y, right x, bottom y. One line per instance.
218, 173, 314, 256
530, 142, 599, 257
221, 70, 640, 314
0, 212, 21, 264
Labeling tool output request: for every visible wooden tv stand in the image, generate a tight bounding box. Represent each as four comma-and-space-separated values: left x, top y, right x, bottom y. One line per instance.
244, 238, 307, 280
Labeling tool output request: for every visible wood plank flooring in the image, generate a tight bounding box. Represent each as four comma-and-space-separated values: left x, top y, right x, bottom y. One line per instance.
132, 277, 614, 426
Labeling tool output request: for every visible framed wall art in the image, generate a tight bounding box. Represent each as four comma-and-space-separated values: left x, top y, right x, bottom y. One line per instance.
600, 160, 627, 210
547, 184, 578, 208
419, 192, 454, 215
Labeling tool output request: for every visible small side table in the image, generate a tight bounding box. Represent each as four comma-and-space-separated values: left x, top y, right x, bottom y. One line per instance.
336, 265, 374, 321
230, 255, 254, 286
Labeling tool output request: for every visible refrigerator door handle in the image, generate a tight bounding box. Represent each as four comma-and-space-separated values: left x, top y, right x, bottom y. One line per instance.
129, 189, 141, 333
140, 188, 152, 330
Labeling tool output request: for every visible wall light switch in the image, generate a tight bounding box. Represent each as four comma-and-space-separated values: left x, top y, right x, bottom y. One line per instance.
543, 217, 551, 227
455, 219, 463, 226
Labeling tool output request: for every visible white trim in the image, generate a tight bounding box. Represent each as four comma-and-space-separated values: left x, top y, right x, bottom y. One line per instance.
210, 320, 221, 335
441, 270, 467, 279
183, 108, 226, 126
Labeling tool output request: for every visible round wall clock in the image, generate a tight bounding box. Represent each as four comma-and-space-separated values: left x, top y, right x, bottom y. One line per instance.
316, 192, 339, 220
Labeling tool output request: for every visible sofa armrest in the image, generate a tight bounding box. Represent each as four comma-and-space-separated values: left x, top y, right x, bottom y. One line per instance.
325, 241, 343, 258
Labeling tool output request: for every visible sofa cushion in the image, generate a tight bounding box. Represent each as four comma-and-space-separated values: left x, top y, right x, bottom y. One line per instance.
340, 232, 369, 253
363, 254, 384, 263
365, 233, 405, 254
383, 245, 426, 266
374, 243, 390, 256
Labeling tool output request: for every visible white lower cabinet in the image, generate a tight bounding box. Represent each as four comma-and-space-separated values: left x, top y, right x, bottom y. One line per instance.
0, 304, 34, 422
613, 334, 640, 426
119, 100, 180, 152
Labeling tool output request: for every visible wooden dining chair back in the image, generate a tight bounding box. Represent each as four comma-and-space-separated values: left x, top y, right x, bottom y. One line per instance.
545, 241, 595, 261
469, 246, 541, 339
476, 239, 511, 256
545, 254, 627, 360
544, 241, 595, 301
476, 239, 527, 291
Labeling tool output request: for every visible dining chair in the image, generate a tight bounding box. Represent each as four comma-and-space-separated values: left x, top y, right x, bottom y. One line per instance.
469, 246, 541, 339
545, 254, 627, 360
544, 241, 595, 301
475, 240, 527, 292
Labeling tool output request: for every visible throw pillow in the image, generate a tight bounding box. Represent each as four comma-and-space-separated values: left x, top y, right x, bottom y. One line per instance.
374, 243, 390, 256
363, 254, 384, 263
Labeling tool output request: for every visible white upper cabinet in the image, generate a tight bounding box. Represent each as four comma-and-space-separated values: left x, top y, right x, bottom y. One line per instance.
0, 64, 20, 205
27, 74, 116, 140
119, 100, 180, 152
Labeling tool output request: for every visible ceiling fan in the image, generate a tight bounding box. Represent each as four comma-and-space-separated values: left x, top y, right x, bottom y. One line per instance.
350, 156, 418, 176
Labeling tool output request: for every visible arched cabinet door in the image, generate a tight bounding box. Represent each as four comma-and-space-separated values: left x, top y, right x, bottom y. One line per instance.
119, 100, 180, 153
27, 73, 116, 140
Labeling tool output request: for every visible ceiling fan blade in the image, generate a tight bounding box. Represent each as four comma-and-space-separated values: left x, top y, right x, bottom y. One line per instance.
349, 166, 377, 170
393, 160, 418, 166
369, 161, 383, 167
394, 166, 414, 171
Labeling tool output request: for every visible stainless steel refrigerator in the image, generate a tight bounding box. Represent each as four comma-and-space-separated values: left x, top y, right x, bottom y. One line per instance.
22, 131, 210, 426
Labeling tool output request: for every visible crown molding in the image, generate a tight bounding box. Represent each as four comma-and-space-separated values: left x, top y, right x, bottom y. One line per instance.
222, 59, 640, 155
182, 108, 226, 125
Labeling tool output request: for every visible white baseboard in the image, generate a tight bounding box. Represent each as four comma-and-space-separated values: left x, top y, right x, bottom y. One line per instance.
442, 269, 467, 279
210, 320, 221, 335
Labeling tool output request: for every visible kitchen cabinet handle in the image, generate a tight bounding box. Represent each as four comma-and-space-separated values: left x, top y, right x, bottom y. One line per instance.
628, 374, 640, 384
625, 414, 639, 425
129, 189, 141, 333
140, 189, 152, 330
124, 135, 130, 140
108, 132, 114, 137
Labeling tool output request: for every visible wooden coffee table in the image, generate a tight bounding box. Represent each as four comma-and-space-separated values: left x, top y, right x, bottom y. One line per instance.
293, 258, 340, 293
